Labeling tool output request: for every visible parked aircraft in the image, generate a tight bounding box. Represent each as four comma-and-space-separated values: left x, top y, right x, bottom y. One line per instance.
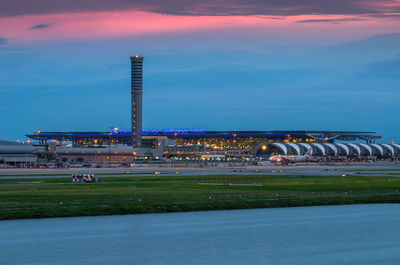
269, 149, 319, 164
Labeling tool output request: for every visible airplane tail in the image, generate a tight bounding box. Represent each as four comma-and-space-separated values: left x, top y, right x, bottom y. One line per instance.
305, 148, 312, 157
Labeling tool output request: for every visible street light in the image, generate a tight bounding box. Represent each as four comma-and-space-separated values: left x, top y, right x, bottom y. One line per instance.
108, 131, 112, 167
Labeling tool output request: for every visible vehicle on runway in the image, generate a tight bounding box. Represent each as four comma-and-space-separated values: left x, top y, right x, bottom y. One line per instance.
269, 149, 319, 165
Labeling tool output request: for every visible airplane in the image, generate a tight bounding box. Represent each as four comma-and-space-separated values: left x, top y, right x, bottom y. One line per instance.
269, 148, 319, 165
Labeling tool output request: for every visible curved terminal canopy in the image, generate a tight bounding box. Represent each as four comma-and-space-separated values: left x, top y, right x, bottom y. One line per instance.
392, 144, 400, 154
381, 144, 395, 156
311, 143, 326, 155
286, 143, 301, 155
272, 143, 288, 155
324, 143, 337, 156
370, 144, 384, 156
358, 143, 373, 156
255, 142, 397, 157
298, 143, 312, 155
336, 143, 350, 156
348, 143, 361, 156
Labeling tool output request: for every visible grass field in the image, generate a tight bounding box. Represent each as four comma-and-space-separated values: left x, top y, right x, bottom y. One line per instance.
1, 174, 400, 220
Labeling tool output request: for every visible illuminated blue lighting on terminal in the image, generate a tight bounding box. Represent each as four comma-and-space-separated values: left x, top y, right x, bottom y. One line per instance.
109, 127, 206, 134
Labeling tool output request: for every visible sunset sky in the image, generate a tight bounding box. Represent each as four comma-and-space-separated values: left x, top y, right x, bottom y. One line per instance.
1, 0, 399, 141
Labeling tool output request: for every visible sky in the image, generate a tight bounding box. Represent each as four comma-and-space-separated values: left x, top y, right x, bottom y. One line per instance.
0, 0, 399, 142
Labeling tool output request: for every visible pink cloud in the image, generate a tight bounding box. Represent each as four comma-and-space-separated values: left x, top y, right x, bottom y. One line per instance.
0, 11, 399, 45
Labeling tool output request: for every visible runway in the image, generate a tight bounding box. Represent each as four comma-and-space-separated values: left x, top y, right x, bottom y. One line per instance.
1, 162, 399, 179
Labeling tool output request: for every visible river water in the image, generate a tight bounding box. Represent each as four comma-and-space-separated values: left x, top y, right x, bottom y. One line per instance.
1, 204, 399, 265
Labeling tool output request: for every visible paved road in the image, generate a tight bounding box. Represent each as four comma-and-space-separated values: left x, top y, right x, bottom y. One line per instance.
1, 162, 399, 179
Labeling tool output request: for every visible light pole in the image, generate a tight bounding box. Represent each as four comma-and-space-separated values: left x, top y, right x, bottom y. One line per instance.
108, 131, 112, 167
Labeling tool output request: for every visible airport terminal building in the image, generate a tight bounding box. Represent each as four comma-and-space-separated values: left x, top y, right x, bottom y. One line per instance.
27, 130, 382, 148
25, 129, 400, 160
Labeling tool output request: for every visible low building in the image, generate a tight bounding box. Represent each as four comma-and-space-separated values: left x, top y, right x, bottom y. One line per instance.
55, 145, 163, 164
0, 140, 38, 167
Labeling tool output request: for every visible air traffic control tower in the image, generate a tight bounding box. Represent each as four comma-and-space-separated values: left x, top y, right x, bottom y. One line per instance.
130, 55, 143, 147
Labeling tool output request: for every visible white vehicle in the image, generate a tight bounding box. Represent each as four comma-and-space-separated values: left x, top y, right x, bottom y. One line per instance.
269, 148, 318, 164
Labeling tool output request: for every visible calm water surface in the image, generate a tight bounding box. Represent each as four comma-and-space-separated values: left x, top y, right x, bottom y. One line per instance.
1, 204, 400, 265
